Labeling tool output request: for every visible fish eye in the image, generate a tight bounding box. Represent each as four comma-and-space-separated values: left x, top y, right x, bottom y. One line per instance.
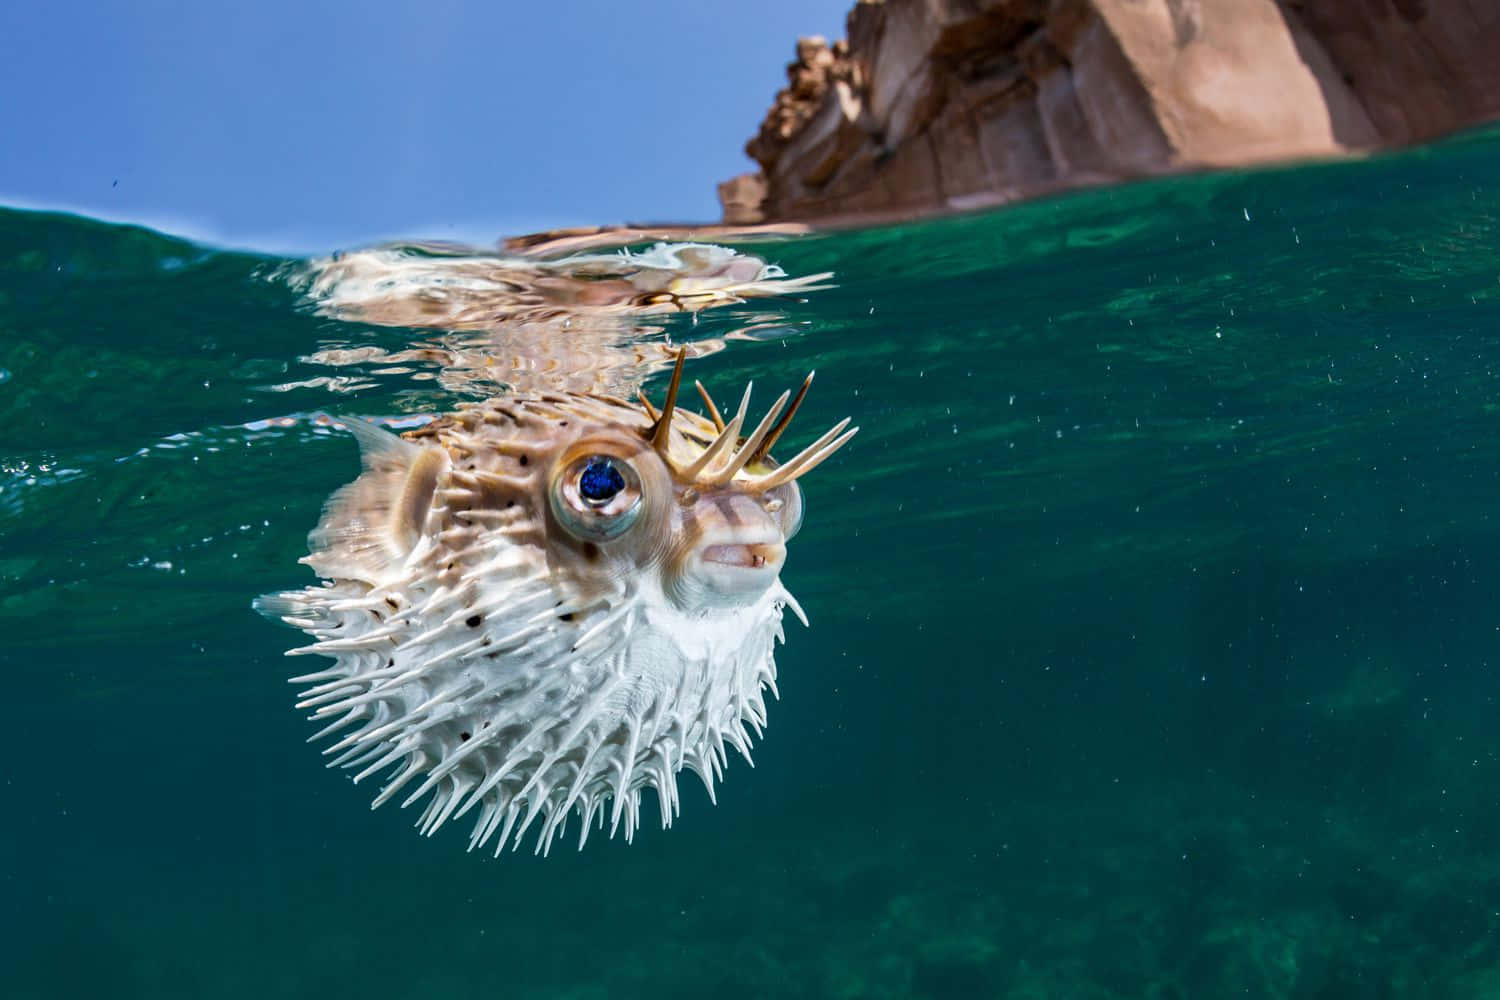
579, 458, 625, 506
551, 454, 643, 541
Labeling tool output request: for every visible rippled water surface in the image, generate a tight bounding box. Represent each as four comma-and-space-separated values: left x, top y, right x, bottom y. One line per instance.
5, 127, 1500, 999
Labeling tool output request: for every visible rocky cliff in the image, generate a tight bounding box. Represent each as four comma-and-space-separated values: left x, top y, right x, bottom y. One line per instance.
718, 0, 1500, 224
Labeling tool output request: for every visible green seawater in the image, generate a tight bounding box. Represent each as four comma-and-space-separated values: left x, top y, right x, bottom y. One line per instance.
5, 127, 1500, 999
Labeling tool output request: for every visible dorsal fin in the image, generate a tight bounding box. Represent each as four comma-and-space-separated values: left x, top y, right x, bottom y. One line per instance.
341, 415, 419, 468
304, 417, 449, 583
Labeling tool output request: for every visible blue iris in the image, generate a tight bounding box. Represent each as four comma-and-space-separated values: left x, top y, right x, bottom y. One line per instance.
579, 458, 625, 504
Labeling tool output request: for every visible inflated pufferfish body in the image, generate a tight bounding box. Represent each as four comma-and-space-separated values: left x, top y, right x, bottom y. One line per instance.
259, 353, 855, 854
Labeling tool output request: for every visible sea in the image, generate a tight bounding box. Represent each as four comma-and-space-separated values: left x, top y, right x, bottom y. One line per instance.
4, 125, 1500, 999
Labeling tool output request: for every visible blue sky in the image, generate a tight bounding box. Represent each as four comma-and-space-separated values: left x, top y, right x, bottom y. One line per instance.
0, 0, 850, 252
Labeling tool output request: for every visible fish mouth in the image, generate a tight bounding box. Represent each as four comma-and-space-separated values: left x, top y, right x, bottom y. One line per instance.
700, 541, 785, 572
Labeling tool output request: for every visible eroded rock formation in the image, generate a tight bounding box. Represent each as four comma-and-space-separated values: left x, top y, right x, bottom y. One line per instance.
719, 0, 1500, 224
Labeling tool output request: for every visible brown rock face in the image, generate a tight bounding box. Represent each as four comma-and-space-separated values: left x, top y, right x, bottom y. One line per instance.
721, 0, 1500, 224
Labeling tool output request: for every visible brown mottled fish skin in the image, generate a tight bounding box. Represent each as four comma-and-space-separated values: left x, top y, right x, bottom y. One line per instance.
259, 360, 855, 855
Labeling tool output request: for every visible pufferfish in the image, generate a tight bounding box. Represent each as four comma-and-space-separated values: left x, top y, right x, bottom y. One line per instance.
257, 351, 855, 855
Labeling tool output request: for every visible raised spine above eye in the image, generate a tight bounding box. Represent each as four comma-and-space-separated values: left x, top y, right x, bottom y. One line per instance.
640, 350, 858, 493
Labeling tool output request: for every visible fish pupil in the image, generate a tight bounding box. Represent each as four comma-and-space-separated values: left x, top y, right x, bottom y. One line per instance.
579, 458, 625, 505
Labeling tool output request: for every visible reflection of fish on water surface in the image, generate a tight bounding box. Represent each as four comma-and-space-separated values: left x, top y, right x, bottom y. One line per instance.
279, 240, 835, 398
256, 242, 855, 855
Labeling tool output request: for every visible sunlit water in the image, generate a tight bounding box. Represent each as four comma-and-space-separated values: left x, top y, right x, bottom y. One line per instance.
5, 126, 1500, 999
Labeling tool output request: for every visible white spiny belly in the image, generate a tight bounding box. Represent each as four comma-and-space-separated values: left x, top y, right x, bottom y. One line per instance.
282, 580, 787, 855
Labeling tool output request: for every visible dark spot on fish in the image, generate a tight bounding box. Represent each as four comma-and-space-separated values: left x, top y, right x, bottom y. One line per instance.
558, 612, 575, 622
466, 614, 482, 628
483, 720, 490, 728
386, 658, 394, 667
582, 542, 600, 561
385, 597, 398, 610
369, 610, 381, 620
519, 454, 529, 467
459, 731, 471, 742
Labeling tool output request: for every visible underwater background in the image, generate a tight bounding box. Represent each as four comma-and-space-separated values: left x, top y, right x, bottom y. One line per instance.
4, 126, 1500, 999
